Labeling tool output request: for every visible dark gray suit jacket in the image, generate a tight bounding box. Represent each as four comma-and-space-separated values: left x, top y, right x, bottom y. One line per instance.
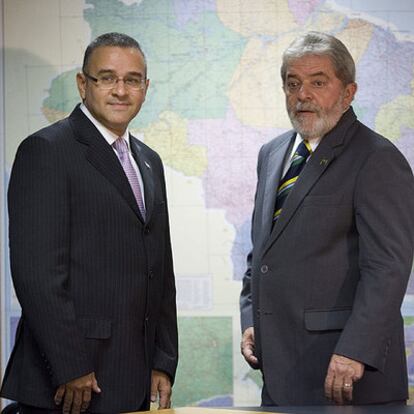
240, 108, 414, 405
1, 105, 178, 412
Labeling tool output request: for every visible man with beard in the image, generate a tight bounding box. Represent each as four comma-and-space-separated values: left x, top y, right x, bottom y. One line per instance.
240, 32, 414, 406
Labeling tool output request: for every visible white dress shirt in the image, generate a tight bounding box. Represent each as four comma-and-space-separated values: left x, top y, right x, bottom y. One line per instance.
80, 104, 146, 207
282, 133, 320, 177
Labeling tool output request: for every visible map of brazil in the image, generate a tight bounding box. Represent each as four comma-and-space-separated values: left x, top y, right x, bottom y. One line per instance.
2, 0, 414, 407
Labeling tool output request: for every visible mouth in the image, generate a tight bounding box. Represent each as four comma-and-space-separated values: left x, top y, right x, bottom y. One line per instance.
295, 103, 319, 115
296, 110, 316, 116
109, 102, 130, 109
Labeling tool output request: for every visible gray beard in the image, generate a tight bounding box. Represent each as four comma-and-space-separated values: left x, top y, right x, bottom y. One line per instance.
288, 98, 345, 140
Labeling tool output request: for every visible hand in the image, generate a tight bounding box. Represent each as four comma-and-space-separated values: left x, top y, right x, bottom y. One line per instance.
54, 372, 101, 414
151, 369, 172, 409
241, 327, 259, 369
324, 354, 364, 404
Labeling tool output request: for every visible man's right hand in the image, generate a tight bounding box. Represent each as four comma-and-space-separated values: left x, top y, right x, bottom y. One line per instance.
54, 372, 101, 414
241, 327, 259, 369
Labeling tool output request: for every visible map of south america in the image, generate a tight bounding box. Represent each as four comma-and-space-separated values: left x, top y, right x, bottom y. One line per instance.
3, 0, 414, 406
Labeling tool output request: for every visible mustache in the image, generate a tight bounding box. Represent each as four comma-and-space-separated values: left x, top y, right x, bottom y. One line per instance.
294, 102, 321, 113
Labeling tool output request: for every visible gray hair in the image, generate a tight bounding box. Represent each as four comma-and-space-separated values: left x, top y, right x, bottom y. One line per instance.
82, 32, 147, 75
280, 32, 355, 86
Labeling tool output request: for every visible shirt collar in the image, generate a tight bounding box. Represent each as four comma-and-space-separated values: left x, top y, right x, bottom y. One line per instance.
80, 103, 130, 147
297, 133, 320, 152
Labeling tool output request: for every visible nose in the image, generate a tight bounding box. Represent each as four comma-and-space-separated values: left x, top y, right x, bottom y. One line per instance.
112, 79, 128, 96
296, 83, 312, 101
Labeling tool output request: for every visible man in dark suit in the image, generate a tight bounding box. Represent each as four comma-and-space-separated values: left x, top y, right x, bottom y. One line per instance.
240, 32, 414, 406
1, 32, 178, 413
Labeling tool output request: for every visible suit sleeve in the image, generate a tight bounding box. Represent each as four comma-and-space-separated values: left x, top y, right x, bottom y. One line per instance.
8, 135, 93, 386
240, 145, 265, 333
151, 161, 178, 383
334, 145, 414, 371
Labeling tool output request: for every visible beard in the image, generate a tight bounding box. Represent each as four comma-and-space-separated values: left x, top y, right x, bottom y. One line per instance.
287, 95, 346, 140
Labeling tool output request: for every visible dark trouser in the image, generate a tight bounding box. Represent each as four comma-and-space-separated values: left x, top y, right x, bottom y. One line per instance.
261, 383, 407, 407
18, 405, 61, 414
18, 399, 150, 413
261, 382, 278, 407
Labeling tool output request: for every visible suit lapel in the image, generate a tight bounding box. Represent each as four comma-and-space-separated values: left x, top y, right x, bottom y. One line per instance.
260, 132, 294, 240
130, 137, 155, 224
264, 143, 335, 253
262, 108, 358, 256
68, 105, 143, 222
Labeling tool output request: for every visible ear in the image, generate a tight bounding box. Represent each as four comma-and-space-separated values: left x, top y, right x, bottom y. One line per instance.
76, 72, 87, 101
140, 79, 150, 102
343, 82, 357, 108
142, 78, 150, 102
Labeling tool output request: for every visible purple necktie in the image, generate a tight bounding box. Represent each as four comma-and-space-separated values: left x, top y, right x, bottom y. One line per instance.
113, 138, 146, 219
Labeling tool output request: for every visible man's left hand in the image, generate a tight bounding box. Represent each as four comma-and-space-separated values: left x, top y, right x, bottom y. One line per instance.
324, 354, 364, 404
151, 369, 172, 409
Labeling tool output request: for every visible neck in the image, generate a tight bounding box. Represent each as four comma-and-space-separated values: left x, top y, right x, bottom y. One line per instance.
305, 136, 320, 144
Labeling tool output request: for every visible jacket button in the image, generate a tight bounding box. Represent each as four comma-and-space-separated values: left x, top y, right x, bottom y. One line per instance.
148, 269, 154, 279
144, 226, 150, 235
261, 265, 269, 274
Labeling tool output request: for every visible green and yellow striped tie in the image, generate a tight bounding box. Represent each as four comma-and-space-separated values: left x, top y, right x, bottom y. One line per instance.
273, 140, 312, 222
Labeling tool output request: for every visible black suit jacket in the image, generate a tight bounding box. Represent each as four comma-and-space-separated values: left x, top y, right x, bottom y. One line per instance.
1, 105, 178, 412
240, 108, 414, 405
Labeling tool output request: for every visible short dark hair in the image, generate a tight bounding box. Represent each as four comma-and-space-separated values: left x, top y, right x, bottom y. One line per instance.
82, 32, 147, 75
281, 31, 355, 86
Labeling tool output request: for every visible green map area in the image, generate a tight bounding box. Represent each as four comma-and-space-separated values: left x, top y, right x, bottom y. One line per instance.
174, 317, 233, 406
43, 0, 246, 127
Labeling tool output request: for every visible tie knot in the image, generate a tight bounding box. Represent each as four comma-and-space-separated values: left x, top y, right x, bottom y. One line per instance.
296, 140, 312, 158
113, 138, 128, 154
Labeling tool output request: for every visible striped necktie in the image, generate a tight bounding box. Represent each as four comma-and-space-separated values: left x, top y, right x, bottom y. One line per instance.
273, 139, 312, 222
113, 138, 146, 219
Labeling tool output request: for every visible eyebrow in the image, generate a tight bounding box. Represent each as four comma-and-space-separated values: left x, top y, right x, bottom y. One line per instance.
287, 71, 329, 79
96, 69, 145, 78
309, 71, 329, 78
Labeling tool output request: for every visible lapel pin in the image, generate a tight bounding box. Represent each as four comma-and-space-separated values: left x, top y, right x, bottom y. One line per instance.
144, 161, 151, 169
320, 158, 329, 166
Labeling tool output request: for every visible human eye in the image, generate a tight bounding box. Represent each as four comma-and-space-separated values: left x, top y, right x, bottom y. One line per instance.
125, 77, 142, 88
286, 80, 300, 92
99, 74, 116, 85
312, 79, 326, 88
